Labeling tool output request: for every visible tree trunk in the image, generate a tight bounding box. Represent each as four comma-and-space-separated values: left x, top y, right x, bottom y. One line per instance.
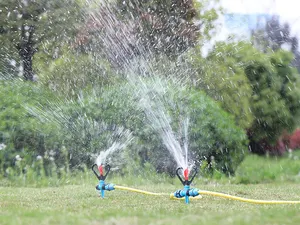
17, 25, 36, 81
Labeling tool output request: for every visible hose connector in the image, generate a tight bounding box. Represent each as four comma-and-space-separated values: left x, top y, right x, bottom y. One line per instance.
96, 183, 115, 191
95, 180, 115, 198
174, 188, 199, 198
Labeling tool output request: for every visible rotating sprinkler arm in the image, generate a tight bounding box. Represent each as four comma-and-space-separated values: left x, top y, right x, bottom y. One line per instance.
187, 167, 198, 185
102, 164, 111, 180
92, 163, 111, 180
92, 164, 101, 180
175, 167, 198, 186
175, 167, 185, 185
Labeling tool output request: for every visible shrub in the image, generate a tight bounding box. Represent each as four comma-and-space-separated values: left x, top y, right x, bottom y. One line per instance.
52, 79, 248, 176
0, 80, 65, 175
1, 77, 248, 178
288, 129, 300, 150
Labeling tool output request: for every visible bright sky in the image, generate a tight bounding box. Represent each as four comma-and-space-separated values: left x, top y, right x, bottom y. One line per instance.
201, 0, 300, 55
221, 0, 300, 36
222, 0, 298, 15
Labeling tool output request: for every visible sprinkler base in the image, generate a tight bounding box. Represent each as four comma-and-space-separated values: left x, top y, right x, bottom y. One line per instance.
171, 187, 200, 204
170, 193, 202, 201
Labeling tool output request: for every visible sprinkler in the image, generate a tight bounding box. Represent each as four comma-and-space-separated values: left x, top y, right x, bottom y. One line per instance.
92, 163, 115, 198
173, 166, 199, 204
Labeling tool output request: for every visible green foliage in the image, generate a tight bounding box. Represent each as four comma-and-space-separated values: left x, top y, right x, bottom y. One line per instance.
181, 87, 248, 175
191, 43, 254, 129
34, 50, 115, 97
25, 73, 247, 176
0, 80, 69, 176
193, 41, 300, 152
245, 50, 300, 143
65, 79, 247, 175
0, 81, 49, 151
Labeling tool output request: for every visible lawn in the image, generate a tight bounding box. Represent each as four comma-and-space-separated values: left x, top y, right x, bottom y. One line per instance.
1, 181, 300, 225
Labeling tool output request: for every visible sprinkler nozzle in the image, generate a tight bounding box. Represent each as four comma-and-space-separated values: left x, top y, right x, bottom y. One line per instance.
98, 164, 103, 176
184, 168, 189, 181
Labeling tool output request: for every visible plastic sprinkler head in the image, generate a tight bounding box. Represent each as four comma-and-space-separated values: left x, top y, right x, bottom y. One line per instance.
92, 164, 113, 198
174, 167, 199, 204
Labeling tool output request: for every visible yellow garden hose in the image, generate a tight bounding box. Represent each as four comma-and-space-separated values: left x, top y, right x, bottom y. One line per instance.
114, 185, 168, 196
113, 185, 300, 204
197, 190, 300, 204
114, 185, 201, 200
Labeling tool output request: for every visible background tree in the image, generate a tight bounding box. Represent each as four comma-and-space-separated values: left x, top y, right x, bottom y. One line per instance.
116, 0, 217, 57
245, 50, 300, 154
193, 41, 300, 154
252, 16, 300, 72
0, 0, 82, 80
191, 42, 254, 130
75, 0, 219, 67
34, 50, 114, 98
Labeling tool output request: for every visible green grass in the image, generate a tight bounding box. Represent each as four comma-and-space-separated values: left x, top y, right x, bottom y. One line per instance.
1, 180, 300, 225
1, 153, 300, 224
234, 153, 300, 184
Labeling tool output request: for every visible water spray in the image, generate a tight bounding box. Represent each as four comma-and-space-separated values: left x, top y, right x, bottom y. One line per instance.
172, 167, 199, 204
92, 163, 115, 198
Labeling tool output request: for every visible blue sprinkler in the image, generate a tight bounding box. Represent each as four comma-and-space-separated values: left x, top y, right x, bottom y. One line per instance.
173, 167, 199, 204
92, 164, 115, 198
